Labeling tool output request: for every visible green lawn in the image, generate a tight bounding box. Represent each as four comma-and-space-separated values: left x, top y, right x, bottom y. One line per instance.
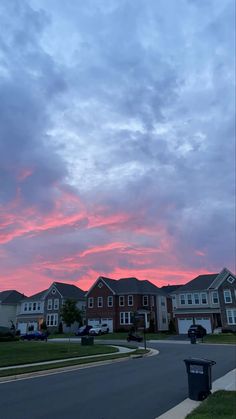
186, 391, 236, 419
203, 334, 236, 344
0, 341, 118, 367
0, 348, 149, 378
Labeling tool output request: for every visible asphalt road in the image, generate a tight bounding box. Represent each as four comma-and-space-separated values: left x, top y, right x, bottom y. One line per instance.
0, 342, 235, 419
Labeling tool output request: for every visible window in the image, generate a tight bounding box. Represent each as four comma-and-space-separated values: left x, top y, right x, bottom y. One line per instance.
107, 296, 113, 307
119, 296, 125, 306
226, 309, 236, 325
33, 302, 36, 311
37, 302, 41, 311
143, 296, 148, 306
172, 295, 177, 309
150, 296, 155, 307
128, 295, 133, 306
187, 294, 192, 305
98, 282, 103, 288
47, 299, 52, 310
88, 297, 94, 308
120, 312, 132, 325
97, 297, 103, 307
46, 314, 58, 326
224, 290, 232, 303
162, 315, 167, 324
28, 303, 32, 311
24, 303, 27, 311
180, 294, 185, 305
52, 288, 56, 294
227, 276, 235, 284
194, 293, 200, 304
211, 292, 219, 304
201, 293, 207, 304
54, 299, 59, 310
161, 296, 166, 306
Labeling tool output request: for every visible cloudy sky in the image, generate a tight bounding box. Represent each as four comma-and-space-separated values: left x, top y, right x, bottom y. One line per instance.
0, 0, 235, 295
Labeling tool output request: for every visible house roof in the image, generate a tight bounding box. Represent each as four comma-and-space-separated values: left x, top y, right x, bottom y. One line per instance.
23, 289, 48, 301
174, 274, 219, 292
0, 290, 25, 304
100, 276, 163, 294
53, 282, 86, 300
161, 285, 183, 294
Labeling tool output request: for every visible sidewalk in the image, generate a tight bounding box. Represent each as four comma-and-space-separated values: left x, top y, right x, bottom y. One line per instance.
156, 368, 236, 419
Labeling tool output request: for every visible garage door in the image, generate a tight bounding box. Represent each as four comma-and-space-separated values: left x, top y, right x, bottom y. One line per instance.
17, 322, 27, 334
178, 318, 193, 334
195, 318, 212, 333
87, 319, 100, 328
101, 318, 113, 333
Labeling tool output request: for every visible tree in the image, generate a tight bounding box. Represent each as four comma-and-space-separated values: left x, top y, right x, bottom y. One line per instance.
60, 299, 82, 347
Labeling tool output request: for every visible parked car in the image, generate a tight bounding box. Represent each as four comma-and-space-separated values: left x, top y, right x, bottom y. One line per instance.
75, 325, 93, 336
20, 331, 48, 341
89, 324, 109, 335
187, 324, 207, 338
127, 332, 143, 342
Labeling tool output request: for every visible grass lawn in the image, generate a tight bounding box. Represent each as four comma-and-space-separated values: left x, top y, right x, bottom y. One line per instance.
0, 348, 149, 378
202, 334, 236, 344
0, 341, 118, 367
186, 390, 236, 419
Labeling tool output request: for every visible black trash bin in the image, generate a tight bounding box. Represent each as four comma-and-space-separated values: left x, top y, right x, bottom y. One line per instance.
81, 336, 94, 346
184, 358, 216, 401
189, 332, 197, 344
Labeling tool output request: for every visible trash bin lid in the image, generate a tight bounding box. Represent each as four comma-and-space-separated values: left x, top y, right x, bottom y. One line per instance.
184, 358, 216, 366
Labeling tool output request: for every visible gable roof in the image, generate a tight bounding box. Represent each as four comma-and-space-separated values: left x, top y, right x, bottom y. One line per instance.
91, 276, 163, 295
22, 289, 48, 302
161, 285, 184, 295
53, 282, 86, 300
174, 273, 219, 292
0, 290, 25, 304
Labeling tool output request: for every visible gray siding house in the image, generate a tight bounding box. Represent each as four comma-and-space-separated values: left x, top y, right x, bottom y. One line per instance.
0, 290, 25, 329
172, 268, 236, 333
17, 282, 86, 334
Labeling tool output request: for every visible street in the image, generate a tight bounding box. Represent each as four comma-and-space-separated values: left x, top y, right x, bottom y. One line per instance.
0, 342, 235, 419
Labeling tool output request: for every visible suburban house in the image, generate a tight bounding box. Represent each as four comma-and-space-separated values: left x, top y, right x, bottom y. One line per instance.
171, 268, 236, 334
16, 282, 86, 334
161, 285, 183, 323
0, 290, 25, 329
85, 276, 169, 332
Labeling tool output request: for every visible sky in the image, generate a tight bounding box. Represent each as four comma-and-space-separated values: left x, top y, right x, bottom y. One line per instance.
0, 0, 235, 295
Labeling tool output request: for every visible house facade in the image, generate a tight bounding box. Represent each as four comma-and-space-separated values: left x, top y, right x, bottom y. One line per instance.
86, 276, 169, 332
16, 282, 86, 334
172, 268, 236, 334
0, 290, 25, 329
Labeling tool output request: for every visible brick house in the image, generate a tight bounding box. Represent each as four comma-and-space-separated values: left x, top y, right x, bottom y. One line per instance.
85, 276, 169, 332
171, 268, 236, 334
17, 282, 86, 334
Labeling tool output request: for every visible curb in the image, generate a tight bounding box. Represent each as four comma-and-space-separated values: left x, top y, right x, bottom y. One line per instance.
155, 368, 236, 419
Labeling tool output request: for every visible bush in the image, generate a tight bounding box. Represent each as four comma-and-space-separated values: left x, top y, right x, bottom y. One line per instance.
0, 336, 19, 342
222, 328, 236, 334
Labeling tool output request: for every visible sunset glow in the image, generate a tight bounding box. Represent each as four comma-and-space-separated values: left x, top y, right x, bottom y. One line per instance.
0, 0, 235, 295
